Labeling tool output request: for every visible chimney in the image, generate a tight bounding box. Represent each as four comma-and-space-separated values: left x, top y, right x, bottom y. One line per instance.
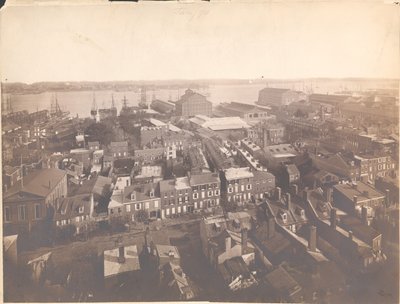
225, 237, 231, 252
324, 187, 332, 203
286, 193, 291, 210
267, 216, 275, 239
385, 189, 390, 206
118, 246, 125, 264
330, 208, 337, 229
89, 193, 94, 217
353, 195, 358, 205
276, 187, 281, 201
241, 228, 248, 255
303, 189, 310, 202
348, 230, 353, 241
291, 184, 298, 196
361, 206, 368, 226
308, 225, 317, 252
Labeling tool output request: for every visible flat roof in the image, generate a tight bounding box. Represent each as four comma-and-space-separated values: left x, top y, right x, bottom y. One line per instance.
334, 182, 385, 202
224, 167, 254, 180
104, 245, 140, 278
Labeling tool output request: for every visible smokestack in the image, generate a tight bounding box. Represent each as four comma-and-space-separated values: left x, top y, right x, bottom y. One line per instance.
268, 216, 275, 239
330, 208, 337, 229
118, 246, 125, 264
291, 184, 298, 196
308, 225, 317, 252
225, 237, 231, 252
241, 228, 248, 255
361, 206, 368, 226
324, 187, 332, 203
276, 187, 281, 201
286, 193, 291, 210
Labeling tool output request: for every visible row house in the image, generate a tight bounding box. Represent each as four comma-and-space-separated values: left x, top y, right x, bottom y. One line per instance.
108, 182, 161, 221
159, 172, 221, 218
110, 141, 129, 159
333, 181, 386, 217
54, 193, 95, 234
222, 167, 254, 206
353, 154, 396, 182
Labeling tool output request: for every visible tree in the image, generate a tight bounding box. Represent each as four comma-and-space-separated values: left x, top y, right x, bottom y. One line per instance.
294, 109, 307, 118
135, 210, 149, 223
85, 122, 115, 146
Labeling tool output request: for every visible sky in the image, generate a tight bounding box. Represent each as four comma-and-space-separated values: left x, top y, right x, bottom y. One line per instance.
0, 0, 399, 83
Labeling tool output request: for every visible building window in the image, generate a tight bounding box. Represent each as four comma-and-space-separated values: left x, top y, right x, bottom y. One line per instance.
4, 207, 10, 222
145, 202, 150, 209
34, 204, 41, 219
135, 204, 141, 210
215, 190, 220, 196
154, 200, 159, 208
208, 191, 213, 197
78, 206, 84, 214
126, 204, 131, 212
246, 184, 251, 190
228, 187, 233, 193
18, 205, 26, 221
193, 193, 199, 199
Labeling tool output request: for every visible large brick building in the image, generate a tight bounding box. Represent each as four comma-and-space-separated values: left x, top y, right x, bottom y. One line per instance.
3, 168, 67, 235
175, 89, 212, 117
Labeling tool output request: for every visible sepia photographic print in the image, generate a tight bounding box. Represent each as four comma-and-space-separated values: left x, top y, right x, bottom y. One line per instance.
1, 0, 399, 303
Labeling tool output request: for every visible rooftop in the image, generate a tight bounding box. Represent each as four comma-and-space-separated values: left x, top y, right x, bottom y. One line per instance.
264, 266, 301, 296
135, 165, 163, 179
224, 167, 254, 181
148, 118, 167, 127
104, 245, 140, 278
334, 182, 385, 202
189, 172, 220, 186
4, 168, 66, 199
175, 176, 191, 190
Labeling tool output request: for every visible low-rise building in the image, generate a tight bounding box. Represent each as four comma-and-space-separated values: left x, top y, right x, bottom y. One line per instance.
108, 182, 161, 221
252, 171, 276, 200
110, 141, 129, 159
333, 182, 386, 216
263, 266, 302, 302
257, 88, 306, 107
3, 168, 67, 235
54, 193, 95, 234
218, 256, 257, 291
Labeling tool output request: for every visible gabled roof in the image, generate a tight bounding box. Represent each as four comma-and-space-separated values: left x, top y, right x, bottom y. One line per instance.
285, 164, 300, 176
54, 194, 93, 221
123, 183, 159, 203
264, 266, 301, 296
4, 169, 66, 200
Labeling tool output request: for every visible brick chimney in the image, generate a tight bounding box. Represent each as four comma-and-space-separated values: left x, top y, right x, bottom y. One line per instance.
225, 236, 231, 252
330, 208, 337, 229
361, 206, 368, 226
303, 189, 310, 202
267, 216, 275, 239
348, 230, 353, 241
118, 246, 125, 264
324, 187, 332, 203
385, 189, 390, 206
308, 225, 317, 252
286, 193, 291, 210
291, 184, 298, 196
241, 228, 248, 255
276, 187, 281, 201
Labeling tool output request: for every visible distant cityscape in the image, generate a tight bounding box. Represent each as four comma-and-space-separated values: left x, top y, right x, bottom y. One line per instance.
2, 81, 399, 303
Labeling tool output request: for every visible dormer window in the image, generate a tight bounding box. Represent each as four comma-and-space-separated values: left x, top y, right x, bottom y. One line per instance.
130, 192, 136, 201
78, 206, 84, 214
150, 190, 154, 198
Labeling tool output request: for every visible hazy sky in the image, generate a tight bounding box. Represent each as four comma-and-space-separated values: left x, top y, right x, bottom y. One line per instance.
0, 0, 399, 83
